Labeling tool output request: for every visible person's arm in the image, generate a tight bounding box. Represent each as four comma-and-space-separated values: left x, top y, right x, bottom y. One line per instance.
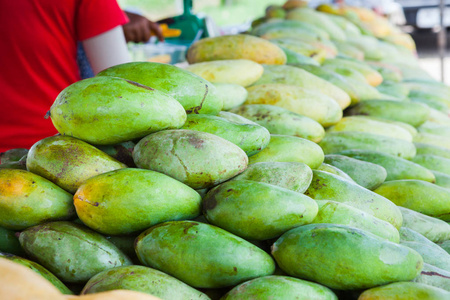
123, 11, 164, 43
82, 25, 131, 75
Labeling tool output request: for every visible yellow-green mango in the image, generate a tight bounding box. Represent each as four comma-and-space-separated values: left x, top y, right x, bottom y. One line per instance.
272, 224, 423, 290
203, 180, 318, 240
251, 20, 330, 40
359, 282, 450, 300
0, 169, 75, 230
221, 275, 337, 300
247, 134, 324, 169
368, 62, 403, 83
313, 200, 399, 242
135, 221, 276, 288
319, 132, 416, 160
0, 226, 24, 256
398, 207, 450, 243
345, 99, 430, 127
305, 170, 403, 228
322, 58, 383, 87
186, 34, 286, 65
245, 84, 342, 127
252, 64, 351, 109
133, 130, 248, 189
74, 168, 202, 235
0, 253, 72, 294
338, 149, 435, 182
376, 81, 410, 100
412, 154, 450, 176
317, 163, 356, 183
97, 62, 222, 115
432, 170, 450, 188
26, 135, 127, 193
410, 91, 449, 113
181, 113, 270, 157
0, 148, 28, 164
321, 64, 368, 85
324, 154, 387, 190
229, 104, 325, 142
333, 40, 365, 60
18, 221, 132, 283
230, 161, 312, 193
413, 263, 450, 292
213, 83, 248, 111
185, 59, 263, 87
268, 38, 329, 63
81, 265, 210, 299
358, 116, 418, 137
414, 132, 450, 150
282, 46, 321, 66
50, 76, 186, 145
427, 107, 450, 126
415, 142, 450, 159
418, 122, 450, 137
374, 180, 450, 221
327, 116, 413, 141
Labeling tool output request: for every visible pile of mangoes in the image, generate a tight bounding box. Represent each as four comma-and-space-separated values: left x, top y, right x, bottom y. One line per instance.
2, 1, 450, 299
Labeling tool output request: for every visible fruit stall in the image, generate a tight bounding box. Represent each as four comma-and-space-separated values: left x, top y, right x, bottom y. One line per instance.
2, 0, 450, 299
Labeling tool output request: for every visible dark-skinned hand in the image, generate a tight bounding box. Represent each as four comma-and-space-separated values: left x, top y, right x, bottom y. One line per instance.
123, 11, 164, 43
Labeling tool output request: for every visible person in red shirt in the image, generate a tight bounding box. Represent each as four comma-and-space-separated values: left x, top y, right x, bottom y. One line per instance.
0, 0, 162, 153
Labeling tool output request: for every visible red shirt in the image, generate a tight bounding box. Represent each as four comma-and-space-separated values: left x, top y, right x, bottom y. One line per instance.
0, 0, 128, 152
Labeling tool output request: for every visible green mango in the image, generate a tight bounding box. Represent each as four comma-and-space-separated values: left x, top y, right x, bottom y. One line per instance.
268, 38, 328, 64
418, 122, 450, 137
26, 135, 127, 193
251, 20, 329, 40
313, 200, 400, 243
441, 240, 450, 254
327, 116, 413, 141
368, 63, 403, 83
432, 170, 450, 188
400, 226, 435, 244
412, 154, 450, 176
98, 62, 223, 114
203, 180, 318, 240
229, 161, 312, 193
181, 113, 270, 157
229, 104, 325, 142
374, 180, 450, 222
251, 64, 350, 110
0, 226, 25, 256
321, 64, 368, 85
337, 149, 435, 182
281, 46, 320, 66
49, 76, 187, 145
96, 141, 136, 167
133, 129, 248, 190
319, 131, 416, 160
305, 170, 403, 229
361, 116, 418, 137
399, 206, 450, 243
322, 58, 383, 87
0, 169, 75, 230
213, 83, 248, 111
0, 253, 72, 294
74, 168, 201, 235
18, 221, 132, 283
344, 35, 383, 61
135, 221, 276, 288
414, 133, 450, 150
334, 40, 365, 60
0, 148, 28, 164
81, 265, 210, 299
0, 158, 27, 170
359, 282, 450, 300
415, 142, 450, 159
324, 154, 386, 190
413, 263, 450, 292
221, 275, 337, 300
245, 84, 342, 127
104, 235, 139, 264
428, 107, 450, 126
344, 99, 430, 127
410, 93, 449, 113
376, 81, 410, 99
317, 163, 356, 183
272, 224, 423, 290
247, 134, 324, 169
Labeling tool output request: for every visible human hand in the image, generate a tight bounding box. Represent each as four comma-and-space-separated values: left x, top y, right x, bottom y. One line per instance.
123, 11, 164, 43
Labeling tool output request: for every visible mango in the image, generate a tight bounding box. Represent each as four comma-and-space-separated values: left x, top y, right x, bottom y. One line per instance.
305, 170, 403, 228
0, 169, 75, 230
251, 20, 330, 40
0, 148, 28, 164
229, 161, 312, 193
18, 221, 132, 283
317, 163, 356, 183
26, 135, 127, 193
135, 221, 275, 288
0, 253, 71, 294
185, 59, 263, 87
412, 154, 450, 176
213, 83, 248, 110
345, 99, 430, 127
246, 84, 342, 127
324, 154, 387, 190
427, 107, 450, 126
181, 113, 270, 157
440, 240, 450, 254
133, 129, 248, 189
374, 180, 450, 221
319, 131, 416, 160
268, 38, 329, 64
338, 149, 435, 182
414, 132, 450, 150
252, 64, 351, 110
322, 58, 383, 87
401, 240, 450, 272
186, 34, 287, 65
96, 141, 135, 167
81, 265, 209, 299
413, 263, 450, 292
0, 257, 65, 300
432, 170, 450, 188
0, 226, 24, 256
97, 62, 222, 115
247, 134, 324, 169
73, 290, 162, 300
281, 46, 321, 66
362, 117, 418, 137
419, 122, 450, 137
332, 40, 365, 60
74, 168, 201, 235
327, 116, 413, 141
358, 282, 450, 300
203, 180, 318, 240
314, 200, 400, 243
415, 142, 450, 159
221, 275, 337, 300
377, 81, 410, 100
272, 224, 423, 290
